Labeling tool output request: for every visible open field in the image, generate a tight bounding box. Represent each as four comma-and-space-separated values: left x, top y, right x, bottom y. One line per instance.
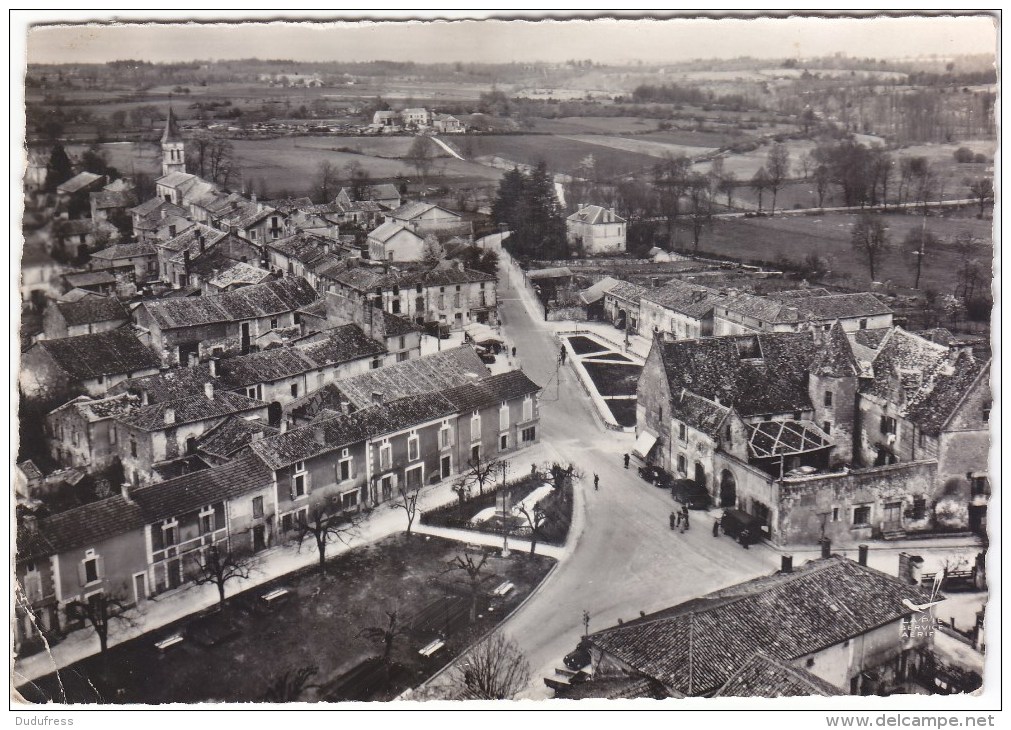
558, 133, 717, 161
529, 116, 658, 135
686, 209, 992, 294
470, 134, 661, 176
18, 534, 555, 704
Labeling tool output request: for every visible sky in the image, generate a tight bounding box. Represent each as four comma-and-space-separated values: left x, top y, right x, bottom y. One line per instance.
23, 12, 998, 66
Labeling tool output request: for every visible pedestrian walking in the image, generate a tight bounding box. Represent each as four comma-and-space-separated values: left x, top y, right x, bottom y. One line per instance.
669, 512, 677, 531
683, 511, 690, 531
559, 346, 567, 365
623, 453, 630, 469
712, 519, 720, 537
676, 511, 682, 527
593, 473, 599, 491
512, 346, 517, 358
531, 463, 537, 476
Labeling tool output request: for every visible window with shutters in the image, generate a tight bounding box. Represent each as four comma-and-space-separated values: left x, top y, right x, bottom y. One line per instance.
252, 496, 264, 518
379, 443, 392, 470
82, 550, 100, 584
824, 390, 833, 407
522, 396, 533, 423
678, 422, 687, 443
521, 426, 536, 443
162, 521, 178, 547
439, 423, 452, 449
200, 509, 215, 535
339, 457, 352, 482
471, 412, 481, 441
130, 435, 137, 457
880, 415, 897, 435
499, 403, 509, 431
110, 425, 117, 444
293, 462, 308, 498
408, 433, 419, 461
853, 505, 871, 526
677, 455, 686, 474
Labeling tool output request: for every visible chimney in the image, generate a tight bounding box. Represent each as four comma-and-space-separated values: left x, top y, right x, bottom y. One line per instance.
21, 513, 38, 533
898, 552, 924, 585
280, 420, 289, 433
251, 430, 263, 443
198, 232, 205, 252
121, 482, 133, 503
577, 203, 585, 211
313, 426, 326, 445
858, 544, 869, 566
208, 358, 217, 377
188, 352, 199, 368
141, 390, 150, 406
781, 554, 793, 573
164, 407, 176, 425
204, 381, 215, 400
820, 537, 832, 559
183, 249, 191, 272
251, 193, 257, 205
371, 391, 384, 405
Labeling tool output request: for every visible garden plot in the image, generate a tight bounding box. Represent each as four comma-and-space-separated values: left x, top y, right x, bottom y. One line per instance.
561, 332, 643, 432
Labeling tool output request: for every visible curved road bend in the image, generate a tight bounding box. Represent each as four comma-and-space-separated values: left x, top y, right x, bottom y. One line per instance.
493, 258, 782, 699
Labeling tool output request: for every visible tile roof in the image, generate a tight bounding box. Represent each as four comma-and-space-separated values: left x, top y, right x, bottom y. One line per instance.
670, 389, 730, 439
557, 676, 672, 700
722, 292, 892, 325
208, 262, 273, 289
656, 332, 819, 418
266, 197, 314, 214
810, 322, 859, 378
90, 241, 157, 260
400, 266, 497, 287
746, 420, 832, 458
768, 288, 833, 300
388, 201, 458, 222
90, 189, 136, 210
566, 204, 626, 225
589, 556, 936, 696
252, 391, 457, 469
129, 196, 169, 217
196, 416, 280, 459
59, 288, 100, 303
55, 219, 96, 237
441, 370, 541, 413
641, 280, 723, 318
713, 653, 844, 697
154, 171, 197, 189
334, 345, 489, 411
285, 383, 345, 424
17, 497, 146, 562
18, 460, 44, 480
268, 231, 334, 264
579, 277, 622, 305
721, 293, 802, 324
116, 390, 264, 431
53, 393, 141, 422
216, 347, 316, 388
605, 280, 648, 303
905, 354, 989, 436
54, 296, 129, 327
851, 327, 890, 350
381, 311, 422, 337
152, 455, 212, 481
109, 364, 218, 403
159, 223, 228, 255
861, 328, 950, 405
63, 271, 117, 288
37, 329, 161, 380
332, 266, 401, 292
527, 267, 574, 280
57, 172, 103, 194
369, 221, 420, 244
140, 276, 319, 329
296, 324, 387, 366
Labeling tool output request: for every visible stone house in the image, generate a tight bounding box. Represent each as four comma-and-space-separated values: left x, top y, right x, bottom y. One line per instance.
132, 276, 319, 366
383, 201, 467, 237
43, 296, 129, 338
714, 291, 893, 337
113, 383, 268, 487
20, 328, 161, 401
579, 553, 941, 699
603, 280, 647, 333
127, 198, 187, 243
638, 280, 724, 343
89, 242, 159, 285
45, 393, 140, 470
367, 222, 426, 262
565, 204, 626, 255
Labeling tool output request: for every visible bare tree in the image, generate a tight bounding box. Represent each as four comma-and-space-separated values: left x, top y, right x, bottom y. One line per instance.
765, 143, 790, 216
406, 136, 436, 190
344, 160, 371, 200
315, 159, 339, 204
395, 480, 422, 537
448, 550, 490, 622
953, 232, 986, 300
904, 225, 939, 290
750, 166, 770, 213
652, 154, 692, 248
463, 453, 503, 497
717, 171, 738, 210
686, 172, 714, 251
192, 544, 256, 606
967, 177, 994, 217
262, 665, 319, 702
421, 234, 445, 267
187, 132, 238, 188
296, 505, 361, 577
850, 214, 891, 282
514, 502, 549, 557
64, 589, 137, 657
454, 633, 531, 699
360, 607, 405, 664
812, 164, 831, 208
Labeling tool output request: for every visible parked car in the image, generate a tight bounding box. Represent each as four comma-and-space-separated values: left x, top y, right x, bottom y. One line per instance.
564, 638, 592, 670
720, 509, 766, 545
424, 321, 452, 339
478, 350, 496, 365
671, 479, 712, 510
638, 464, 672, 488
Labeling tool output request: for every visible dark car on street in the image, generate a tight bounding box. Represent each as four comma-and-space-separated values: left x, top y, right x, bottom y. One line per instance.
671, 479, 712, 509
720, 509, 766, 545
638, 464, 673, 488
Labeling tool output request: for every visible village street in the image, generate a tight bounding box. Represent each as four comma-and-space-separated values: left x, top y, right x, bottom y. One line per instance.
492, 256, 784, 698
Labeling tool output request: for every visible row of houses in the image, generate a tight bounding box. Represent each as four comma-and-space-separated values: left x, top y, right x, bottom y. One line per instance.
15, 358, 541, 653
370, 108, 464, 133
589, 278, 895, 345
634, 323, 991, 546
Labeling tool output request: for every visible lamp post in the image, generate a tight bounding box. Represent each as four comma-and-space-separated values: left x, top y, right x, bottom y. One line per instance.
500, 460, 510, 557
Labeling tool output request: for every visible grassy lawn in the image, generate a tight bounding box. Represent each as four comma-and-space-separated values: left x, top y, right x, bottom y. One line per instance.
17, 534, 555, 704
605, 398, 638, 428
685, 210, 992, 294
582, 361, 643, 397
566, 334, 609, 356
470, 134, 661, 176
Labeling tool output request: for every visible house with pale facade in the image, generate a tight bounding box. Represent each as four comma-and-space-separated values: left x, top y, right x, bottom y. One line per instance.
713, 291, 893, 336
566, 204, 626, 254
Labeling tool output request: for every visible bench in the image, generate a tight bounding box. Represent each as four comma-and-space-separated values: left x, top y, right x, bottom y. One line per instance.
492, 581, 515, 597
260, 588, 290, 606
155, 634, 184, 653
418, 639, 445, 658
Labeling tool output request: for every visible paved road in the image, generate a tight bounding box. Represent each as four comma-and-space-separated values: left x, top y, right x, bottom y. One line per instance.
492, 253, 782, 698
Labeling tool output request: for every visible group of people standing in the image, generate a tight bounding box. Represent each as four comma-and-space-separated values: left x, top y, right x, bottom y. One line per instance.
669, 504, 691, 533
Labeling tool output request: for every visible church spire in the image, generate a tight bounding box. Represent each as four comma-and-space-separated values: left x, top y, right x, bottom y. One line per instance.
161, 104, 182, 144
